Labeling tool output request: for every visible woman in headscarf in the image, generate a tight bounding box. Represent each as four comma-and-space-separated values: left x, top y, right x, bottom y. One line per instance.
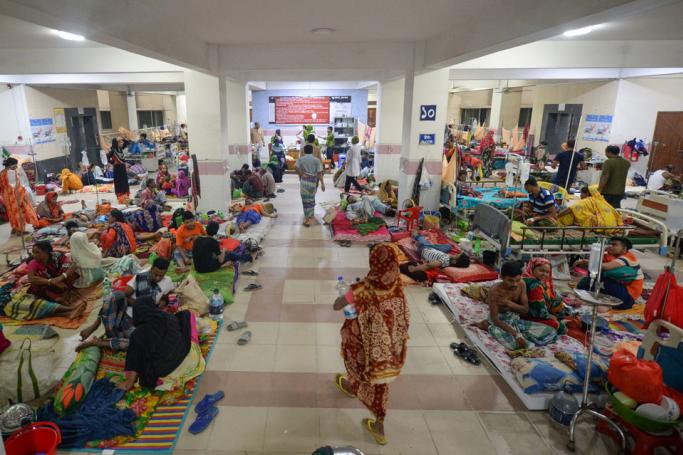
107, 137, 130, 197
173, 169, 191, 197
558, 185, 622, 232
34, 191, 64, 228
377, 181, 398, 209
522, 258, 572, 333
333, 244, 410, 445
60, 168, 84, 193
156, 162, 175, 194
0, 157, 38, 235
69, 231, 104, 289
100, 209, 137, 257
117, 296, 204, 391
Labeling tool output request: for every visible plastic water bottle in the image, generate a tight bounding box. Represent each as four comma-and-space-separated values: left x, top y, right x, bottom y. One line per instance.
209, 288, 224, 321
336, 276, 356, 319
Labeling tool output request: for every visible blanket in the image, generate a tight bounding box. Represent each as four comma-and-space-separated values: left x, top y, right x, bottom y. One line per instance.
331, 211, 391, 242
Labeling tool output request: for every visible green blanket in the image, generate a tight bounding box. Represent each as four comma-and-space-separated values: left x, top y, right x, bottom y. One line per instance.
167, 265, 235, 305
356, 217, 386, 236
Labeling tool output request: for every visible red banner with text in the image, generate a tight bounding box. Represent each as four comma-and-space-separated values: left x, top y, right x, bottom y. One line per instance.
272, 96, 330, 124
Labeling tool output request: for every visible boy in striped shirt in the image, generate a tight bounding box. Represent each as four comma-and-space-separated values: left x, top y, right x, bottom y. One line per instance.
523, 177, 558, 226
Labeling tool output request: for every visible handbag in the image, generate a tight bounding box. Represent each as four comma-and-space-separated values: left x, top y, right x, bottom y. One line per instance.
176, 275, 210, 316
0, 338, 55, 405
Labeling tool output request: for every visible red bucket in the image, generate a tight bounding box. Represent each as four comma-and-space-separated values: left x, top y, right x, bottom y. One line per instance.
4, 421, 61, 455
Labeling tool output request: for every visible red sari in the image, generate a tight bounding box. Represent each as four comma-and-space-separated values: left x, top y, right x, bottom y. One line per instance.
341, 244, 409, 419
0, 168, 37, 232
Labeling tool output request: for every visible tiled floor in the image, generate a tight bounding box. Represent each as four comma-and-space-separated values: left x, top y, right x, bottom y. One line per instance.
44, 176, 676, 454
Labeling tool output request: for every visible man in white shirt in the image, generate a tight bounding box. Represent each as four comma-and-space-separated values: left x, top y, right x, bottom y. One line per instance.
344, 135, 364, 192
647, 164, 680, 191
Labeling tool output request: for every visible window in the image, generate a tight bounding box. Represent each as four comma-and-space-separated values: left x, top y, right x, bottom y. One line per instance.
518, 108, 533, 127
100, 110, 112, 130
460, 108, 490, 126
137, 110, 164, 128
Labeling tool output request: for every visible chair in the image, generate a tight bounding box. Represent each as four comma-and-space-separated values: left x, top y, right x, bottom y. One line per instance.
396, 206, 422, 232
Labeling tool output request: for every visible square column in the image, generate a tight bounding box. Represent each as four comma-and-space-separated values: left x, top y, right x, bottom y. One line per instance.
184, 69, 229, 212
127, 92, 139, 131
375, 78, 404, 181
398, 67, 450, 210
225, 79, 251, 172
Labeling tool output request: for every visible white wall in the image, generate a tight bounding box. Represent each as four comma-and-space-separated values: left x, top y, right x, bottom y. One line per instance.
0, 85, 30, 145
135, 93, 177, 126
529, 80, 620, 155
108, 91, 130, 131
375, 78, 404, 181
23, 86, 100, 161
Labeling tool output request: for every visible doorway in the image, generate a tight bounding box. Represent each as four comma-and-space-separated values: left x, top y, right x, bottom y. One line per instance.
649, 112, 683, 173
540, 104, 582, 154
64, 107, 100, 170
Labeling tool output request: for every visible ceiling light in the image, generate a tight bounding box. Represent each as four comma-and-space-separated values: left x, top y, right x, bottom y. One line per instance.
311, 27, 335, 35
54, 30, 85, 41
563, 24, 603, 37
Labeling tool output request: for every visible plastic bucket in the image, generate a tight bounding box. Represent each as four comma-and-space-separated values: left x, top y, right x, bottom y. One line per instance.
4, 421, 61, 455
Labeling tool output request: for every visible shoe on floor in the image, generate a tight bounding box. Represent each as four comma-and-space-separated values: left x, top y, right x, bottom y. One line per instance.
188, 406, 219, 434
195, 390, 225, 414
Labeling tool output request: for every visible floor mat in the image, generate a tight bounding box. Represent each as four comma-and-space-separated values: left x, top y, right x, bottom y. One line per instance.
331, 211, 391, 242
71, 320, 221, 453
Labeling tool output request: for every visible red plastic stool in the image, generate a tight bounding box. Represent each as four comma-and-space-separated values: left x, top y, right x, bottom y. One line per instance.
396, 206, 422, 232
596, 405, 683, 455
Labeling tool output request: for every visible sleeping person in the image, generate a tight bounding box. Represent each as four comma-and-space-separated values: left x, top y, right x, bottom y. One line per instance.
342, 194, 395, 224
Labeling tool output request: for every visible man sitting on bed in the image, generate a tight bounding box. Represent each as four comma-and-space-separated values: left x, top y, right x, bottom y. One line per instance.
342, 194, 395, 224
523, 177, 558, 226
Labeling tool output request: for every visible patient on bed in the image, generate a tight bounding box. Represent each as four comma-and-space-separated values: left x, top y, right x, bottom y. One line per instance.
475, 261, 558, 350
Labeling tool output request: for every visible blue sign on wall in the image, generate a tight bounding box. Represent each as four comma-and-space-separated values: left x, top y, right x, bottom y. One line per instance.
418, 134, 436, 145
420, 104, 437, 121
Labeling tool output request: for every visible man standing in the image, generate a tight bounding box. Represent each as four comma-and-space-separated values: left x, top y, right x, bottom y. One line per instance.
552, 139, 586, 189
344, 136, 364, 193
599, 145, 630, 208
250, 122, 267, 163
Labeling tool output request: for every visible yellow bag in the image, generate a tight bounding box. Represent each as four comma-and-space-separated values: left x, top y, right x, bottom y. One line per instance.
177, 275, 209, 316
423, 214, 440, 230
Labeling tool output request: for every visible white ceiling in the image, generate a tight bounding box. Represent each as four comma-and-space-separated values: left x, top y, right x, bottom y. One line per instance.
0, 13, 104, 48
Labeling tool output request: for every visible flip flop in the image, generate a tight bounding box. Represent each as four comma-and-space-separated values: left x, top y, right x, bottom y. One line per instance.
363, 418, 387, 445
195, 390, 225, 414
237, 330, 252, 345
244, 283, 262, 291
277, 188, 285, 193
428, 293, 442, 305
226, 321, 248, 331
242, 270, 259, 276
450, 342, 481, 365
188, 406, 219, 434
334, 374, 355, 398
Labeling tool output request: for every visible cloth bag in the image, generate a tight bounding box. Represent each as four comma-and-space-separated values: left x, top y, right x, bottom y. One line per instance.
176, 275, 210, 316
0, 338, 55, 405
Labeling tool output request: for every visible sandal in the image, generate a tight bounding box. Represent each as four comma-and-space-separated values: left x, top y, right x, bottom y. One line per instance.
450, 342, 481, 365
226, 321, 248, 331
242, 270, 259, 276
276, 188, 285, 193
188, 406, 219, 434
428, 292, 442, 305
244, 283, 263, 291
237, 330, 252, 345
334, 374, 355, 398
363, 418, 387, 445
195, 390, 225, 414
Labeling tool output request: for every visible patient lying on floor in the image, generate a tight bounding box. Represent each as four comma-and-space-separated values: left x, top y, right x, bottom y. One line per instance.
342, 194, 395, 224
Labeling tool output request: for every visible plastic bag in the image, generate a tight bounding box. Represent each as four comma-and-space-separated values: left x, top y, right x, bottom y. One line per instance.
608, 349, 663, 404
419, 167, 432, 190
644, 271, 683, 329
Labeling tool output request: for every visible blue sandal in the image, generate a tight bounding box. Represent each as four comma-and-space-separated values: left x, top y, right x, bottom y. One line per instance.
188, 406, 219, 434
195, 390, 225, 414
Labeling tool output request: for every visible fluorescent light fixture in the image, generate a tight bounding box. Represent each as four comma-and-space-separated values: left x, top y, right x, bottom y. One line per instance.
563, 24, 603, 37
311, 27, 335, 35
54, 30, 85, 41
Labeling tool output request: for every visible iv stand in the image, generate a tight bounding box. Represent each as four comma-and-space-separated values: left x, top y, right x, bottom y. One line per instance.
567, 237, 626, 453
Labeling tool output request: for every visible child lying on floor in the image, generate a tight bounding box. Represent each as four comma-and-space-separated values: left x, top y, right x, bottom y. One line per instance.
474, 261, 558, 350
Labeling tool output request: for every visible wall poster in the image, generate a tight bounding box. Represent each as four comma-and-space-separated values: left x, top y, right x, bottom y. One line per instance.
268, 96, 330, 124
30, 117, 56, 144
53, 108, 67, 134
582, 114, 612, 142
330, 96, 352, 119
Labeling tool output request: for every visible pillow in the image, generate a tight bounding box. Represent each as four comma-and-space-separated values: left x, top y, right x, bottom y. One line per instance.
441, 263, 499, 283
555, 350, 609, 384
53, 346, 101, 416
510, 357, 592, 394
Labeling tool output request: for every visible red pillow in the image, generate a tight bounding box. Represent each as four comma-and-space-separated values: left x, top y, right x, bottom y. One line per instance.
220, 238, 241, 252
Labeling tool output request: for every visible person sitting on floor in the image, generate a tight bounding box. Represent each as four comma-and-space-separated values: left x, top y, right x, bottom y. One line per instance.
242, 169, 265, 199
522, 177, 558, 226
116, 295, 204, 391
522, 258, 573, 333
34, 191, 65, 228
100, 209, 137, 258
174, 210, 205, 272
174, 169, 191, 197
79, 163, 96, 186
260, 167, 276, 198
575, 236, 643, 310
192, 221, 253, 273
377, 180, 398, 209
156, 162, 176, 195
474, 261, 558, 350
60, 168, 84, 193
138, 178, 166, 208
68, 231, 104, 289
230, 164, 250, 192
77, 258, 174, 352
342, 194, 395, 224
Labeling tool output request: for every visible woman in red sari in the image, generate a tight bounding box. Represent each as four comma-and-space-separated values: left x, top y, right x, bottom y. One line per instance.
0, 157, 37, 235
333, 243, 410, 445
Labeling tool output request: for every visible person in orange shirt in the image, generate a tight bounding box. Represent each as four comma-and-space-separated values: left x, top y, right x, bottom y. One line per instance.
174, 210, 206, 272
100, 209, 137, 258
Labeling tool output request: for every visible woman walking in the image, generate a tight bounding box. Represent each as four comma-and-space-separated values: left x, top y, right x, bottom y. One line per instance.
108, 137, 130, 198
333, 243, 410, 445
295, 144, 325, 226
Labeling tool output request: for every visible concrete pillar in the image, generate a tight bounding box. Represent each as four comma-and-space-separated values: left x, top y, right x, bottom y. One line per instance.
375, 78, 404, 182
398, 67, 450, 210
126, 92, 139, 130
225, 79, 251, 172
175, 93, 187, 126
184, 69, 229, 212
489, 89, 522, 132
